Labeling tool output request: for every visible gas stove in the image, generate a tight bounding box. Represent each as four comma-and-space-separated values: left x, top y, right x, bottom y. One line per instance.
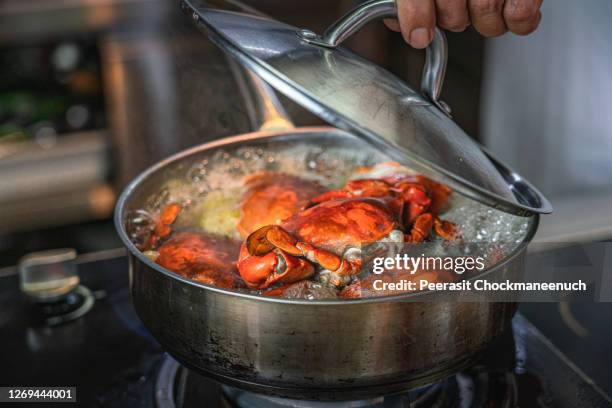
1, 251, 610, 408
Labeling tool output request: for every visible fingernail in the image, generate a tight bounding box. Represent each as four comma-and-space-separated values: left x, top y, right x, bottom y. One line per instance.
410, 28, 433, 49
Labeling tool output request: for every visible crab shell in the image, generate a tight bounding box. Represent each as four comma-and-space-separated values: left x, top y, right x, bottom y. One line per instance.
156, 231, 244, 289
354, 161, 452, 215
283, 198, 398, 255
237, 198, 401, 289
237, 172, 325, 238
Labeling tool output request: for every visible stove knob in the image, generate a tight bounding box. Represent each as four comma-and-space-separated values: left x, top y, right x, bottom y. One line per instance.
19, 249, 79, 302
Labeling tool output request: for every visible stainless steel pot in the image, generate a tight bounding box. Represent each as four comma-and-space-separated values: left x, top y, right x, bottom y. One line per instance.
116, 128, 537, 400
115, 0, 545, 401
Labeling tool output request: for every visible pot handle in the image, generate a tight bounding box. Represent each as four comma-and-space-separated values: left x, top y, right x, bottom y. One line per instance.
298, 0, 451, 116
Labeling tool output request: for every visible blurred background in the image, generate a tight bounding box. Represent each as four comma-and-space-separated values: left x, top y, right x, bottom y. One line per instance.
0, 0, 611, 263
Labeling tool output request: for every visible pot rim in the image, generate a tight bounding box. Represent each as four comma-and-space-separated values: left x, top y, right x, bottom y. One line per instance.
115, 126, 539, 305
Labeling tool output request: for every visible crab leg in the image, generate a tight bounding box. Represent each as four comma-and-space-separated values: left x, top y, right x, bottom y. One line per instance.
405, 213, 434, 242
392, 182, 431, 224
434, 217, 459, 241
308, 190, 353, 205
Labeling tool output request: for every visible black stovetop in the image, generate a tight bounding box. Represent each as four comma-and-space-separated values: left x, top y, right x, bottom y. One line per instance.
1, 251, 611, 408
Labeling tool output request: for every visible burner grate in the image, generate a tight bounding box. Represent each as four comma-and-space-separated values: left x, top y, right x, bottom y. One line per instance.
153, 355, 517, 408
37, 285, 97, 326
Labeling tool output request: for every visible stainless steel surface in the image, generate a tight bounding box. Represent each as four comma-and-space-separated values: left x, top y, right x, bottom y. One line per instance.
297, 0, 450, 116
181, 0, 552, 216
421, 29, 450, 115
116, 128, 538, 400
19, 248, 79, 302
302, 0, 397, 48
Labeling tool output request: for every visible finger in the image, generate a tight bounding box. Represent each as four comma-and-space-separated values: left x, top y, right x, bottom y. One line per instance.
503, 0, 542, 35
468, 0, 508, 37
508, 10, 541, 35
384, 18, 401, 32
396, 0, 437, 49
435, 0, 470, 32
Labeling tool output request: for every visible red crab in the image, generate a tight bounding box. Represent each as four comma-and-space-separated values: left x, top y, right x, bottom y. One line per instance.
308, 174, 457, 241
149, 173, 324, 289
156, 231, 243, 289
237, 197, 404, 288
237, 170, 459, 290
237, 172, 325, 237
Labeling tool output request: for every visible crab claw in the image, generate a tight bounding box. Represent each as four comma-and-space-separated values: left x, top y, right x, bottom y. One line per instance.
241, 225, 357, 288
237, 242, 315, 289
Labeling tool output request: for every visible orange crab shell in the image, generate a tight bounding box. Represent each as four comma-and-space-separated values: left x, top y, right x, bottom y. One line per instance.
237, 172, 326, 238
156, 232, 244, 289
282, 198, 399, 256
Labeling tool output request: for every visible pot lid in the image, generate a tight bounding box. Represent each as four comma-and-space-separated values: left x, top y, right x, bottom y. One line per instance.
181, 0, 552, 216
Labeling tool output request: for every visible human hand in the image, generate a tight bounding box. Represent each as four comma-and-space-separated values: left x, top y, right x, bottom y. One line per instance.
384, 0, 543, 48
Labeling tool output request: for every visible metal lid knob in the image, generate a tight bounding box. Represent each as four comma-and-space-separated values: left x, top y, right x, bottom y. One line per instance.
19, 249, 79, 302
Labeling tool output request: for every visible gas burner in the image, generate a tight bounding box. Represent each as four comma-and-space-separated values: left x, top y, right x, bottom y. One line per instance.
222, 386, 408, 408
154, 357, 231, 408
153, 355, 517, 408
19, 248, 101, 326
36, 284, 97, 326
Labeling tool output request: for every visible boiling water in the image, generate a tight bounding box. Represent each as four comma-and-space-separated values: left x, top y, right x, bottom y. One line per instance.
125, 141, 532, 297
127, 144, 387, 244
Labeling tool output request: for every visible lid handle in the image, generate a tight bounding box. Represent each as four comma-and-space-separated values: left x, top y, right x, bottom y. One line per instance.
298, 0, 451, 116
